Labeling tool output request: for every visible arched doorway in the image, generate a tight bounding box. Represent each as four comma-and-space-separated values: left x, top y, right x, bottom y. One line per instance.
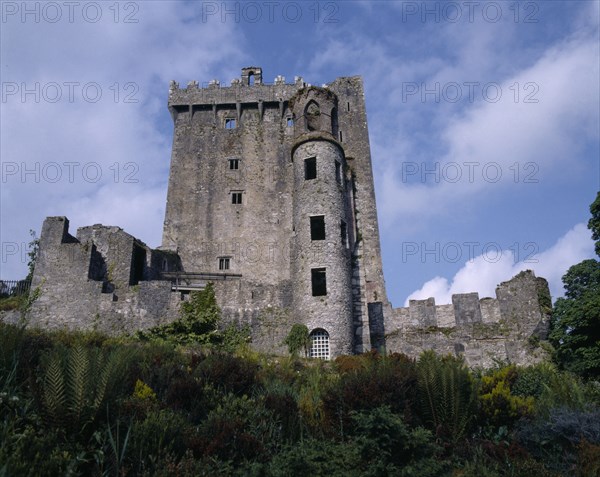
309, 328, 330, 360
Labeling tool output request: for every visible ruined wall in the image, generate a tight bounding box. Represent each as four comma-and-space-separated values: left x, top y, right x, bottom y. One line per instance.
384, 270, 551, 367
29, 217, 179, 334
18, 69, 554, 368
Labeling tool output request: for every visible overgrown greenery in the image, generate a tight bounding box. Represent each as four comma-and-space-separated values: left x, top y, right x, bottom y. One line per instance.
284, 323, 310, 357
550, 191, 600, 379
136, 283, 250, 351
1, 321, 599, 475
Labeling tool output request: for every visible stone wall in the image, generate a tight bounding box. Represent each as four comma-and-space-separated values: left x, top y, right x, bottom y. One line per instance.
14, 69, 553, 368
161, 68, 390, 357
28, 217, 179, 334
384, 270, 551, 367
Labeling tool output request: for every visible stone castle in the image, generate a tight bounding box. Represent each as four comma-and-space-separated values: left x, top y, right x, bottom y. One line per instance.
26, 67, 551, 366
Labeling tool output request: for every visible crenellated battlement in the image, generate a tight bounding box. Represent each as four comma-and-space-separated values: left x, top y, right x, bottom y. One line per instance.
168, 67, 310, 109
385, 270, 551, 367
19, 67, 550, 367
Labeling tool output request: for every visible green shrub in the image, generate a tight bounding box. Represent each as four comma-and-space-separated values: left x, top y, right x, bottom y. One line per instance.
512, 362, 558, 399
478, 366, 534, 429
321, 352, 418, 436
515, 406, 600, 474
192, 393, 275, 464
127, 408, 190, 474
195, 353, 258, 396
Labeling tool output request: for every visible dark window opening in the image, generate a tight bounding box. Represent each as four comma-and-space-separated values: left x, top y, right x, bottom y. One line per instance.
287, 117, 294, 127
347, 102, 350, 112
331, 107, 338, 136
219, 257, 230, 270
341, 220, 348, 248
339, 130, 343, 142
335, 161, 342, 185
229, 159, 239, 170
231, 191, 243, 204
311, 268, 327, 296
225, 118, 237, 129
131, 245, 146, 285
310, 215, 325, 241
305, 157, 317, 180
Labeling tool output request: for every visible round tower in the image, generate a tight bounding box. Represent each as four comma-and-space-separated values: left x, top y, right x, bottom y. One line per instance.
289, 86, 353, 358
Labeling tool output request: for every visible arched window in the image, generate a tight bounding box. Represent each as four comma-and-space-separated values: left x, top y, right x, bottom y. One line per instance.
305, 100, 320, 131
309, 328, 330, 360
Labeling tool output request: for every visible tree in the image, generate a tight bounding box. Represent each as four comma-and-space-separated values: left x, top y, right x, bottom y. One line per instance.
139, 283, 222, 344
550, 192, 600, 378
26, 229, 39, 283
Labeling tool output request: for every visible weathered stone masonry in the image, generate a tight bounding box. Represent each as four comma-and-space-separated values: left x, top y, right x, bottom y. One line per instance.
23, 67, 551, 366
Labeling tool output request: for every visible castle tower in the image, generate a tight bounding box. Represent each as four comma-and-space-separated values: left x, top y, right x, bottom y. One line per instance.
161, 67, 388, 357
288, 87, 353, 356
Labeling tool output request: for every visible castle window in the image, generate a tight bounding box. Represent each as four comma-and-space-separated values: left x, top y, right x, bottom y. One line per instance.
225, 118, 237, 129
287, 117, 294, 127
310, 215, 325, 240
341, 220, 348, 248
335, 161, 342, 185
339, 131, 343, 142
229, 158, 239, 170
311, 268, 327, 296
231, 191, 243, 204
305, 157, 317, 180
347, 102, 350, 112
218, 257, 230, 270
309, 329, 330, 360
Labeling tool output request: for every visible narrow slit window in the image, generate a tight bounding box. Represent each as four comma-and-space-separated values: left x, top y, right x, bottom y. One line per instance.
229, 158, 239, 170
311, 268, 327, 296
347, 102, 350, 112
341, 220, 348, 248
225, 118, 237, 129
231, 191, 243, 204
310, 215, 325, 240
218, 257, 230, 270
304, 157, 317, 180
339, 131, 343, 142
335, 161, 342, 185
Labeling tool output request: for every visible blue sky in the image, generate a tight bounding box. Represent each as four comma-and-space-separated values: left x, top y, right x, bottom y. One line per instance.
1, 0, 599, 308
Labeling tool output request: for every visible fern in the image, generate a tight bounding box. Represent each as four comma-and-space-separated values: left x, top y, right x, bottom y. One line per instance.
67, 345, 90, 424
40, 345, 131, 434
42, 353, 66, 427
417, 350, 475, 444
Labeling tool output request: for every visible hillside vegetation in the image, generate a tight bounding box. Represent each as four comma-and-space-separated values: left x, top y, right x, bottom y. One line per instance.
1, 316, 599, 476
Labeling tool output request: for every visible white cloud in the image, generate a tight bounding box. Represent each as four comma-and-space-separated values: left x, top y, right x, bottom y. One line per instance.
405, 222, 596, 305
378, 29, 600, 226
1, 2, 248, 279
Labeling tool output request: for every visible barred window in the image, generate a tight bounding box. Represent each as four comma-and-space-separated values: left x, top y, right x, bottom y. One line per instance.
231, 191, 243, 204
218, 257, 230, 270
309, 329, 330, 360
